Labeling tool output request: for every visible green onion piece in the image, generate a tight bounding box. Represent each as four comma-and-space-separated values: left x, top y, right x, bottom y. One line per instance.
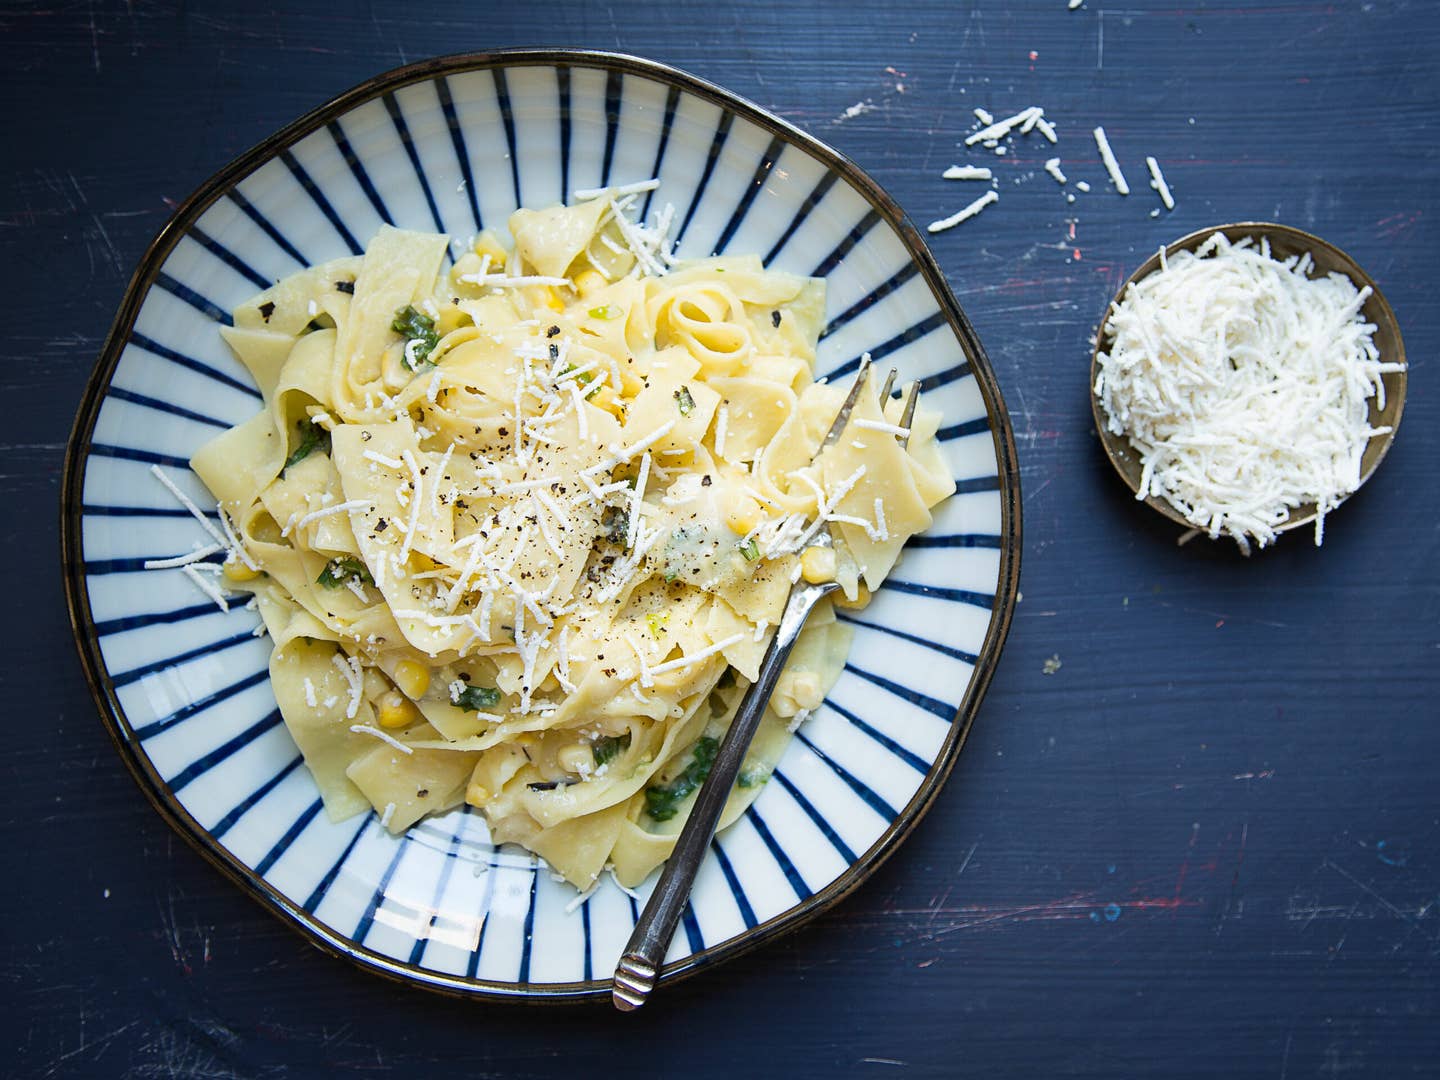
739, 538, 761, 562
673, 385, 695, 415
316, 556, 372, 588
451, 684, 502, 711
644, 736, 720, 821
592, 732, 631, 767
588, 304, 620, 320
391, 304, 439, 370
284, 421, 331, 472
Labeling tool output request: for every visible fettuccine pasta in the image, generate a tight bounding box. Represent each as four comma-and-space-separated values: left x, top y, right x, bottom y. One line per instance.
191, 188, 954, 889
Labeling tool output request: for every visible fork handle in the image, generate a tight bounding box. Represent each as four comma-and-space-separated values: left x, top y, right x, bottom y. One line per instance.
612, 581, 836, 1011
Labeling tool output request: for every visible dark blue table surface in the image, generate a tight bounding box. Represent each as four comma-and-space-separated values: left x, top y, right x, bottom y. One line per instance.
6, 2, 1438, 1076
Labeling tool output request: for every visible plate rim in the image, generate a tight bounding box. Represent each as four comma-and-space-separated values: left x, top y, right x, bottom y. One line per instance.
59, 47, 1023, 1003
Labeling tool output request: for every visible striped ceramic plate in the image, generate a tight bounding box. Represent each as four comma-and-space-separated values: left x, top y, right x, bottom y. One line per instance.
61, 51, 1020, 1001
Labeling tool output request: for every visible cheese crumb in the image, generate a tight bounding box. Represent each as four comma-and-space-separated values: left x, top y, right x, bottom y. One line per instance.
1093, 126, 1130, 195
927, 190, 999, 234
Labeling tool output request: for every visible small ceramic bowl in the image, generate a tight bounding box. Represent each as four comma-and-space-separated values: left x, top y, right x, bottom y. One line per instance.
1090, 221, 1407, 540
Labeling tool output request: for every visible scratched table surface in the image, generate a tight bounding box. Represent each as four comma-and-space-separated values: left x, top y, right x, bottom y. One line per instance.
5, 1, 1438, 1076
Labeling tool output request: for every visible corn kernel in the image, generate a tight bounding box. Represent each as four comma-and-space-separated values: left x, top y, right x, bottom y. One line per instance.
800, 546, 837, 584
543, 287, 566, 312
833, 583, 872, 610
724, 496, 762, 537
377, 691, 420, 730
472, 234, 508, 264
222, 556, 260, 582
574, 269, 607, 298
393, 660, 430, 700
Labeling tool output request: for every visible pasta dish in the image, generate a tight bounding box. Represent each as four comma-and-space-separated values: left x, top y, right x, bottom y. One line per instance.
187, 183, 954, 890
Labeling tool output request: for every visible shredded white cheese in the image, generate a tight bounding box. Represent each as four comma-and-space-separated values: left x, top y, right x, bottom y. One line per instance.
927, 190, 999, 234
1093, 126, 1130, 195
573, 178, 660, 201
350, 725, 414, 754
1094, 232, 1401, 552
942, 165, 993, 181
143, 543, 224, 570
1146, 155, 1175, 210
1043, 158, 1068, 185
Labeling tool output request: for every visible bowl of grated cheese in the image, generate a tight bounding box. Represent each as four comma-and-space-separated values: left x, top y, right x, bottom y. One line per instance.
1090, 222, 1407, 554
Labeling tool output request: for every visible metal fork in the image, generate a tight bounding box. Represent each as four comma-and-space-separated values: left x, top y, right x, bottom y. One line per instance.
612, 357, 919, 1011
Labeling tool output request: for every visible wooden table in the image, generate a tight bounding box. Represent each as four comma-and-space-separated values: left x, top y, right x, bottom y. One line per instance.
8, 2, 1438, 1075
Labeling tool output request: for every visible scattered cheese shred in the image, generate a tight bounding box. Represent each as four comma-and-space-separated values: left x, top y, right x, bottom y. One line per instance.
1043, 158, 1068, 185
1093, 126, 1130, 195
1146, 156, 1175, 210
943, 165, 994, 181
142, 543, 224, 570
350, 724, 414, 754
927, 190, 999, 233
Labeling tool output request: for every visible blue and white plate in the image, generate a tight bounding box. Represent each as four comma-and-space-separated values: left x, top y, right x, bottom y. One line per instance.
62, 51, 1021, 1001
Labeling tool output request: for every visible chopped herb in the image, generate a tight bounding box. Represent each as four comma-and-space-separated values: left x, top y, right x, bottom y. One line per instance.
739, 538, 761, 561
335, 280, 355, 294
601, 505, 630, 543
316, 556, 372, 588
738, 766, 770, 789
588, 303, 620, 320
771, 309, 781, 328
646, 612, 669, 636
451, 684, 501, 711
592, 732, 631, 767
663, 568, 680, 584
391, 304, 439, 369
283, 421, 331, 472
561, 362, 595, 386
644, 736, 720, 821
548, 342, 559, 360
673, 385, 695, 415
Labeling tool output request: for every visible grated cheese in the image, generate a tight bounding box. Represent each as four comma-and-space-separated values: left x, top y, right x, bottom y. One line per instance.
282, 498, 374, 538
942, 165, 994, 181
1094, 232, 1401, 552
927, 190, 999, 234
854, 417, 911, 437
647, 633, 746, 679
1093, 126, 1130, 195
965, 107, 1042, 146
1043, 158, 1068, 185
350, 725, 414, 754
332, 653, 364, 719
181, 563, 229, 611
1145, 156, 1175, 210
143, 543, 224, 570
573, 178, 660, 201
